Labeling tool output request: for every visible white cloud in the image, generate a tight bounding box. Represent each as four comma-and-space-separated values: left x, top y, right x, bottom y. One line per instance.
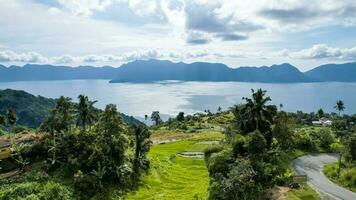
0, 49, 254, 65
282, 44, 356, 60
0, 50, 48, 63
56, 0, 114, 16
1, 0, 356, 70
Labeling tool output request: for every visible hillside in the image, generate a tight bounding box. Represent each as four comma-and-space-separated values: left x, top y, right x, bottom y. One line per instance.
0, 89, 56, 128
305, 62, 356, 82
0, 89, 141, 128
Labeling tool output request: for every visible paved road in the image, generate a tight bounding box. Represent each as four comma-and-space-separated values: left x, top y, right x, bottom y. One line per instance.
292, 153, 356, 200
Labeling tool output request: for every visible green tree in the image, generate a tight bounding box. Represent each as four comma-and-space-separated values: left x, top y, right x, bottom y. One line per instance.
151, 111, 162, 125
232, 89, 277, 145
95, 104, 129, 167
245, 130, 267, 156
56, 96, 74, 132
76, 95, 97, 130
40, 96, 74, 134
334, 100, 345, 116
131, 124, 151, 174
273, 112, 296, 150
344, 133, 356, 162
176, 112, 185, 122
317, 108, 325, 118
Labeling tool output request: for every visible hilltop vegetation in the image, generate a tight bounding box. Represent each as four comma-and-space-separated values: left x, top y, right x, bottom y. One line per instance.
0, 95, 151, 199
0, 89, 141, 129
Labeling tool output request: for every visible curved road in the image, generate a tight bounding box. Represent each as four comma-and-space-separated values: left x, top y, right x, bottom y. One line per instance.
292, 153, 356, 200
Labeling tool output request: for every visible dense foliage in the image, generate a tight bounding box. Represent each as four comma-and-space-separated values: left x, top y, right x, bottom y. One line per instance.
1, 95, 151, 199
0, 89, 56, 128
204, 89, 354, 199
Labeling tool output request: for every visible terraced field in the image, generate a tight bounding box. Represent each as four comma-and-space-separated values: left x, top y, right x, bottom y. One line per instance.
126, 131, 224, 200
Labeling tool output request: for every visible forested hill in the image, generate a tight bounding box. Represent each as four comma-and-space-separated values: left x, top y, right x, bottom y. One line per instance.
111, 60, 311, 83
305, 62, 356, 82
1, 60, 356, 82
0, 89, 141, 128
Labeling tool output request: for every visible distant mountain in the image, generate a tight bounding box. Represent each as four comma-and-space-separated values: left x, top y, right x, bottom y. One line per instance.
233, 63, 311, 82
110, 60, 311, 83
0, 89, 141, 128
0, 64, 117, 82
305, 62, 356, 82
1, 60, 356, 83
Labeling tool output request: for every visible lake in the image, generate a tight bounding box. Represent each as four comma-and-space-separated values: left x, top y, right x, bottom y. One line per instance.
1, 80, 356, 119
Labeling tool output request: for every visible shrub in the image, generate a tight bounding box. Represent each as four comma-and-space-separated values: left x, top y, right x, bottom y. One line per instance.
73, 170, 98, 200
0, 181, 72, 200
310, 128, 334, 150
344, 134, 356, 162
204, 145, 224, 161
207, 149, 233, 179
295, 130, 317, 151
207, 158, 258, 200
231, 134, 246, 157
39, 182, 73, 200
245, 131, 266, 156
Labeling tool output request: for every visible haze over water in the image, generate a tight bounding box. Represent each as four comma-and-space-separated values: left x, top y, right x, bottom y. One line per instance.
1, 80, 356, 118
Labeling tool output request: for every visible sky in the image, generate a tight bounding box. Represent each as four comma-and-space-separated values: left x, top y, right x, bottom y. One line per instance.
1, 0, 356, 71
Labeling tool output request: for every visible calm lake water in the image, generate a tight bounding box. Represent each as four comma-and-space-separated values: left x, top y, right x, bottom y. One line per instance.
1, 80, 356, 119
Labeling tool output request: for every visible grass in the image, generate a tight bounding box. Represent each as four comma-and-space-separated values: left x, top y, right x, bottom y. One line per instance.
126, 131, 224, 200
286, 184, 320, 200
323, 161, 356, 192
279, 150, 320, 200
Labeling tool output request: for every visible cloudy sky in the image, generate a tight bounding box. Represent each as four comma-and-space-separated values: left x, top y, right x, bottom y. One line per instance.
1, 0, 356, 71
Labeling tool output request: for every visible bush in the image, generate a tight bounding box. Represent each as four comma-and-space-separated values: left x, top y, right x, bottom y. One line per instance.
73, 170, 99, 200
204, 145, 224, 161
295, 130, 317, 151
231, 134, 246, 157
207, 149, 233, 179
245, 131, 266, 156
207, 158, 258, 200
0, 181, 72, 200
344, 134, 356, 162
310, 129, 334, 150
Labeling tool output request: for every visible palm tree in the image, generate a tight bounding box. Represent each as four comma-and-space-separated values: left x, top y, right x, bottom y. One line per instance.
132, 124, 151, 173
233, 89, 277, 145
242, 89, 276, 131
76, 95, 97, 130
334, 100, 345, 116
56, 96, 74, 132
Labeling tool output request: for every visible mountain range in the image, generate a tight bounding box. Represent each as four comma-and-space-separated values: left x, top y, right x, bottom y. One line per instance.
1, 60, 356, 83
